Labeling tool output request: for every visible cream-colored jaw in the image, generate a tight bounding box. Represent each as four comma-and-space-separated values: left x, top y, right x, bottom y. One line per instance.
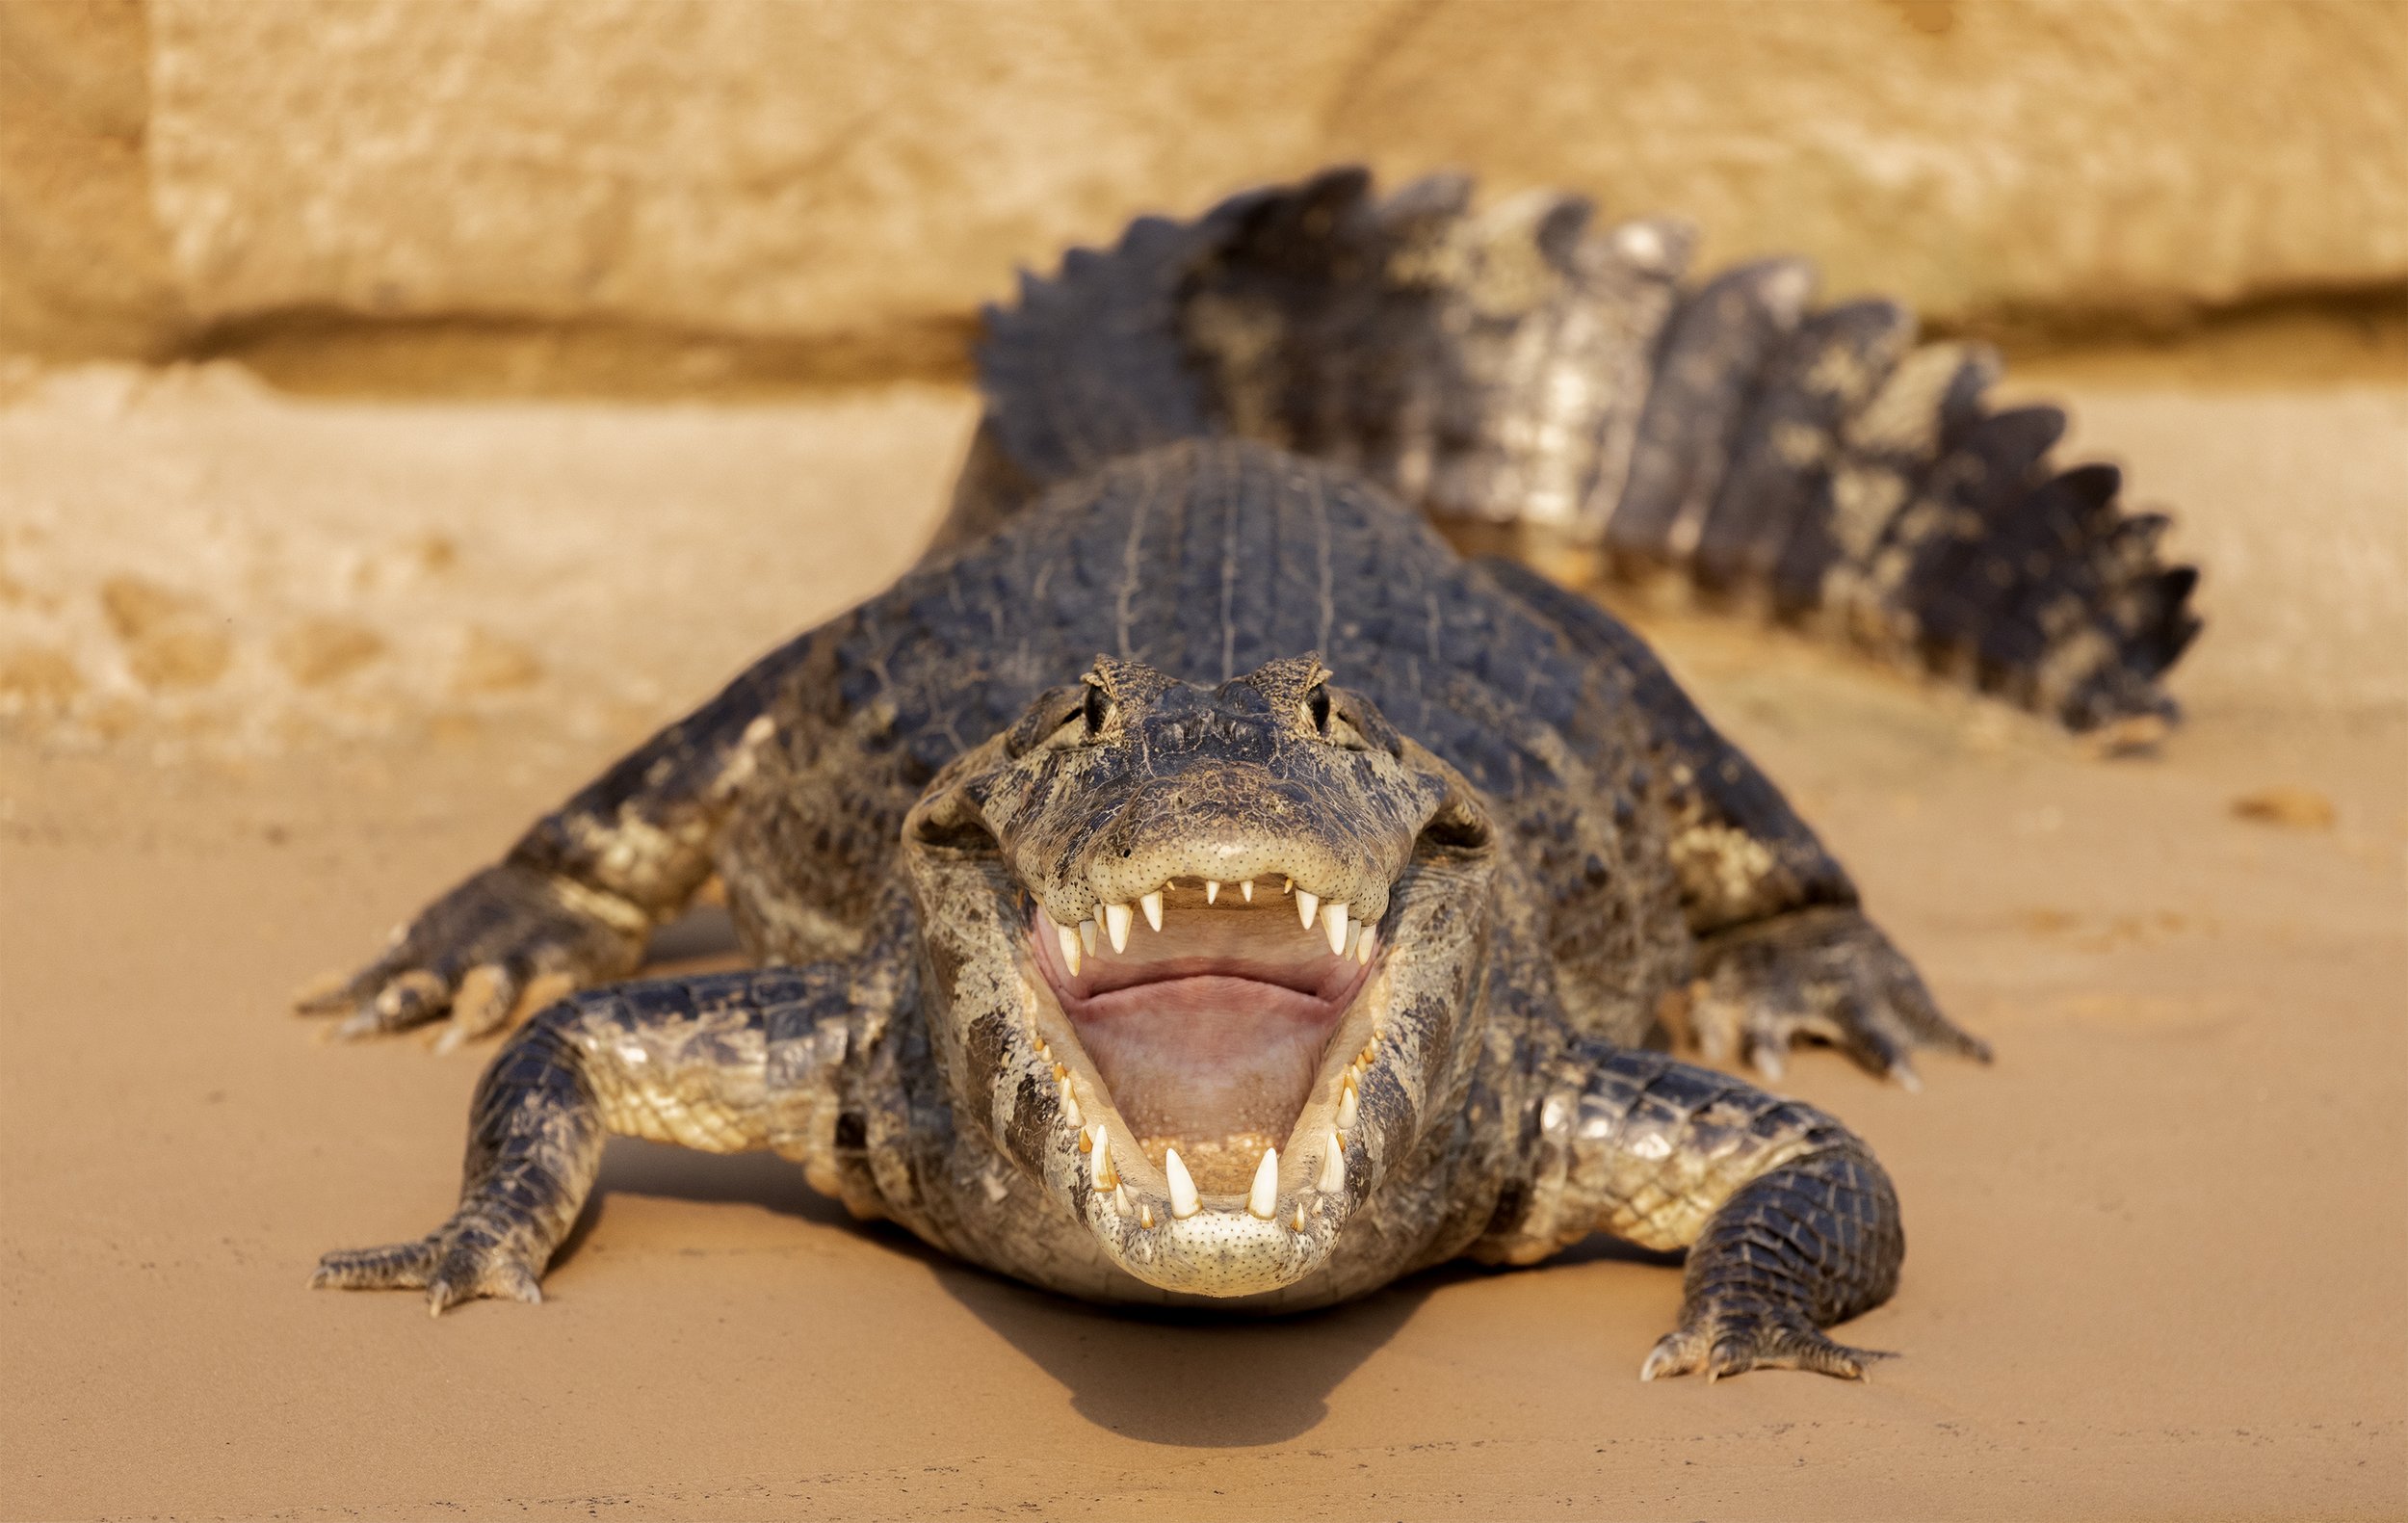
1020, 886, 1391, 1297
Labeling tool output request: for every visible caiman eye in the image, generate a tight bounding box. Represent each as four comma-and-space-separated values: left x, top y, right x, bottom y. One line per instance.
1302, 683, 1369, 749
1007, 682, 1103, 757
1034, 677, 1114, 750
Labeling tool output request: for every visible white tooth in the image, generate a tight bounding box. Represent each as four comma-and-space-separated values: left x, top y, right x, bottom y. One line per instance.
1205, 880, 1220, 905
1358, 927, 1376, 965
1283, 878, 1295, 895
1105, 902, 1133, 954
1337, 1077, 1360, 1131
1322, 901, 1348, 956
1165, 1148, 1200, 1220
1057, 923, 1082, 976
1139, 1202, 1154, 1229
1344, 922, 1361, 958
1319, 1128, 1347, 1192
1247, 1146, 1279, 1220
1292, 1203, 1306, 1232
1079, 919, 1097, 956
1058, 1079, 1082, 1128
1139, 891, 1164, 932
1296, 889, 1319, 930
1114, 1184, 1130, 1213
1240, 880, 1254, 903
1087, 1126, 1112, 1189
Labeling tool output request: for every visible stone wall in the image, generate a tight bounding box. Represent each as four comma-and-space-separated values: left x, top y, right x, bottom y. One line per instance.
5, 0, 2404, 368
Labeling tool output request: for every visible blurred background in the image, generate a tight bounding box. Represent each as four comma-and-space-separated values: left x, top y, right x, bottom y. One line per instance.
4, 9, 2404, 1519
1, 0, 2400, 760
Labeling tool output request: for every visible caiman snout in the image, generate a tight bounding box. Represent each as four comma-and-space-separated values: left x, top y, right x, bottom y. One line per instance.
903, 652, 1497, 1300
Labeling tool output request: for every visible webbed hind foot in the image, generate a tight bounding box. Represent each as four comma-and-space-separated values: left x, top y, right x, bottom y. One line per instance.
312, 1214, 546, 1317
1688, 906, 1990, 1089
1639, 1310, 1890, 1383
295, 862, 645, 1051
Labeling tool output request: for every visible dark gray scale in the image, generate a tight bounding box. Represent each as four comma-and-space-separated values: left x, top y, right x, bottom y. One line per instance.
977, 212, 1228, 483
829, 443, 1609, 808
1477, 558, 1854, 909
1184, 168, 1407, 466
2057, 565, 2203, 727
1969, 463, 2128, 701
1889, 405, 2069, 668
1608, 258, 1816, 573
959, 168, 2200, 733
1689, 301, 1915, 596
1768, 345, 2001, 624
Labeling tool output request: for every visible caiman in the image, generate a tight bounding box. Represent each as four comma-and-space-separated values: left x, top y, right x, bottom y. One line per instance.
304, 169, 2198, 1380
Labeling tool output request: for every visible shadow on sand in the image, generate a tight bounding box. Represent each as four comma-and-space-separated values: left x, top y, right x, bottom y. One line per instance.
569, 1130, 1688, 1448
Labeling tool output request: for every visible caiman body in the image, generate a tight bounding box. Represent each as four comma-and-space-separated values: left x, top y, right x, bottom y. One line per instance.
306, 171, 2196, 1380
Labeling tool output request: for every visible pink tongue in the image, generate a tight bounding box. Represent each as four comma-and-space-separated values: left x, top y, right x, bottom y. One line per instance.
1067, 976, 1338, 1154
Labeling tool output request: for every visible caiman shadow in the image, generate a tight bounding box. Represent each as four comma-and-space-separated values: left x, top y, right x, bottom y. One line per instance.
937, 1268, 1436, 1447
561, 1138, 1435, 1449
942, 1238, 1674, 1446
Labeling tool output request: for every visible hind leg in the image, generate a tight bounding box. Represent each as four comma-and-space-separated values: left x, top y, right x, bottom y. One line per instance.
298, 630, 820, 1050
1686, 906, 1989, 1088
1483, 558, 1986, 1086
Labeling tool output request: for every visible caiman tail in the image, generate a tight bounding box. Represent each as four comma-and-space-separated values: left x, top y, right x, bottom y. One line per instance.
945, 167, 2201, 733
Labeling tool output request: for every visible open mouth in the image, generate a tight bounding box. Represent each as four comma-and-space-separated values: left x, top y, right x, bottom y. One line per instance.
1026, 874, 1382, 1225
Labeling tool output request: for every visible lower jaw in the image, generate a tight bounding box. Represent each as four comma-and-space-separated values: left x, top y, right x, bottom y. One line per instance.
1063, 981, 1348, 1192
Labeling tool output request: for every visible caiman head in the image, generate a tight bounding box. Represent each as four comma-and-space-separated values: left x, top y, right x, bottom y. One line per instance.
902, 653, 1500, 1299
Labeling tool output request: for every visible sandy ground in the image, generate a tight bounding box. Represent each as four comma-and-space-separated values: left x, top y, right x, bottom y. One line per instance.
2, 372, 2403, 1520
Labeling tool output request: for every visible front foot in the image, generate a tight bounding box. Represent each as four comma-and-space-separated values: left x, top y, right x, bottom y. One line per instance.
312, 1215, 547, 1317
1639, 1299, 1890, 1382
1688, 906, 1990, 1089
296, 861, 646, 1052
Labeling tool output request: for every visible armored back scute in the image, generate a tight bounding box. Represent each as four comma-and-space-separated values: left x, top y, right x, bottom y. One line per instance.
956, 167, 2202, 733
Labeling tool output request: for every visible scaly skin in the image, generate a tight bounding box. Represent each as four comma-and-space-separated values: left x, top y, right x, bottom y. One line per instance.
301, 166, 2194, 1377
310, 440, 1979, 1377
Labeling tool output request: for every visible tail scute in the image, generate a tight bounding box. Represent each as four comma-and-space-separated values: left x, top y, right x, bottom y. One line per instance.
971, 169, 2201, 731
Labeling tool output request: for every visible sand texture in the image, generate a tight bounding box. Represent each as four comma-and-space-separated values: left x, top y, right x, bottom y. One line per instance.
1, 377, 2402, 1519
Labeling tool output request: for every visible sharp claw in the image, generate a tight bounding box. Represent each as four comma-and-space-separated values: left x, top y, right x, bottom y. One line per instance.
1887, 1059, 1924, 1093
333, 1008, 390, 1041
292, 970, 359, 1014
1748, 1040, 1787, 1082
1638, 1333, 1694, 1383
445, 963, 515, 1037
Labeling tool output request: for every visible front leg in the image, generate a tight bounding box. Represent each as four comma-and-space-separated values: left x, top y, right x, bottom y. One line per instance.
313, 968, 817, 1313
1491, 1046, 1903, 1381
